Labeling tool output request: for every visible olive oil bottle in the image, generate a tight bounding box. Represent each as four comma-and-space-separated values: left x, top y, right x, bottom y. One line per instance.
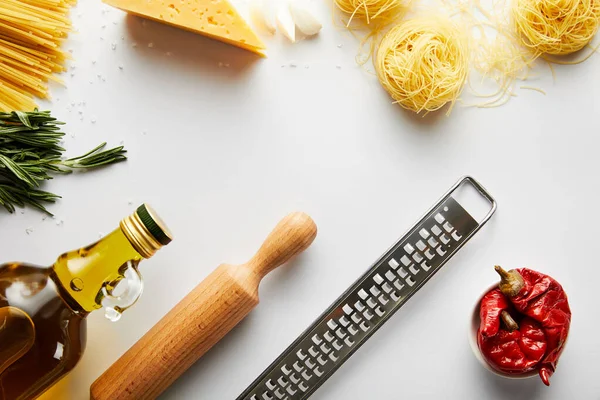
0, 204, 172, 400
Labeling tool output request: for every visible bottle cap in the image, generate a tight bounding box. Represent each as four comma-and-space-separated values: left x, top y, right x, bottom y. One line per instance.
136, 204, 173, 246
120, 204, 173, 258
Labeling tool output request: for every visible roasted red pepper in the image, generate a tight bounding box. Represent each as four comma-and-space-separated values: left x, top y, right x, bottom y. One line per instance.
478, 289, 547, 373
477, 266, 571, 386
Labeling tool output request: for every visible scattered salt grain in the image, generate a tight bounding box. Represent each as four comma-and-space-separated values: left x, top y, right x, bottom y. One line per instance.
25, 228, 33, 235
289, 60, 297, 67
148, 42, 154, 48
111, 42, 117, 50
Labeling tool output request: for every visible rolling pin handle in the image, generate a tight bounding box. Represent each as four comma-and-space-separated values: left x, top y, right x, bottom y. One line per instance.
247, 212, 317, 279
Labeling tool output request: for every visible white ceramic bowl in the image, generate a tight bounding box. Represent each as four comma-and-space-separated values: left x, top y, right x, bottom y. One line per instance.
468, 284, 538, 380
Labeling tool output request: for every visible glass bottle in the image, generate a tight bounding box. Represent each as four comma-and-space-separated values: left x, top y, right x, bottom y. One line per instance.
0, 204, 172, 400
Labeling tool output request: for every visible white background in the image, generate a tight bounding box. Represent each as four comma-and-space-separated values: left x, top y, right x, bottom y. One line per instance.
0, 0, 598, 399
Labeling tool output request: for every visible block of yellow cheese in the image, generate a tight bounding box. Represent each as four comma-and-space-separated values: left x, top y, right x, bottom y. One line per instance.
103, 0, 266, 55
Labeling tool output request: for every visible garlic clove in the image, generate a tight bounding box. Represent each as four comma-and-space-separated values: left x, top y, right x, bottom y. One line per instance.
250, 0, 277, 34
289, 1, 322, 36
276, 3, 296, 43
263, 0, 278, 33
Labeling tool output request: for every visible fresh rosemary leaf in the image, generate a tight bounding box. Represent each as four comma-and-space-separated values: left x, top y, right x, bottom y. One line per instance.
15, 111, 33, 129
64, 143, 127, 168
0, 155, 39, 188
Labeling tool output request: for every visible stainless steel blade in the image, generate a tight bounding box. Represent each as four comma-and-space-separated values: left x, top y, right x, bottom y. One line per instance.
237, 176, 497, 400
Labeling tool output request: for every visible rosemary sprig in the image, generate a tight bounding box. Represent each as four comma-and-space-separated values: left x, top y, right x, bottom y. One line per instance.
0, 110, 127, 215
0, 184, 61, 214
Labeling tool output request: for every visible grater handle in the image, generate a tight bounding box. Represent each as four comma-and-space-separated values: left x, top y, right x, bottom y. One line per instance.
247, 212, 317, 279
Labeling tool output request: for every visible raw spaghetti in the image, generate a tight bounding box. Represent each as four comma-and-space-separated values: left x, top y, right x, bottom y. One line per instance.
0, 0, 76, 111
512, 0, 600, 56
334, 0, 409, 26
447, 0, 536, 108
375, 15, 469, 114
447, 0, 600, 108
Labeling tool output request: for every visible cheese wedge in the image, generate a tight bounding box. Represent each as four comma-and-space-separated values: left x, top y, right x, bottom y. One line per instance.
103, 0, 266, 55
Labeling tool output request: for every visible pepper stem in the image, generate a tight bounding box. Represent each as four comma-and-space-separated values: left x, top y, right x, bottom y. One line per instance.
494, 265, 511, 280
500, 310, 519, 331
494, 265, 525, 298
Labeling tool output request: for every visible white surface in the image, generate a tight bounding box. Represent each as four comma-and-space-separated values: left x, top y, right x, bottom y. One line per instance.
0, 0, 598, 399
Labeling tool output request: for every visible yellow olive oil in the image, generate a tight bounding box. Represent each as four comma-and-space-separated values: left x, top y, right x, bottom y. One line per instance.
0, 204, 172, 400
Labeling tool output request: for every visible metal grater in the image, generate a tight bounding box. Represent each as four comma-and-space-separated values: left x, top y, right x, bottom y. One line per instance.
237, 177, 497, 400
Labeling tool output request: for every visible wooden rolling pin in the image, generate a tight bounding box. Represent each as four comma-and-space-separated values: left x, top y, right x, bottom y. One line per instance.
90, 212, 317, 400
